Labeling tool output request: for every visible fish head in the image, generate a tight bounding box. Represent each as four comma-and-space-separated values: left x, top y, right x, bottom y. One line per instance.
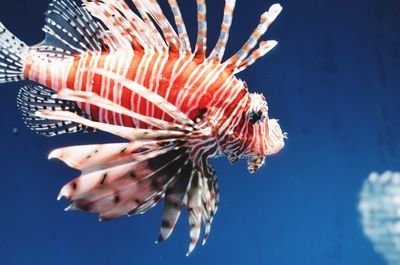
242, 93, 286, 173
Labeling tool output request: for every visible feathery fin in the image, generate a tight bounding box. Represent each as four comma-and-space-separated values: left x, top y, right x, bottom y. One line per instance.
56, 142, 189, 220
0, 23, 28, 83
17, 85, 93, 137
40, 0, 104, 55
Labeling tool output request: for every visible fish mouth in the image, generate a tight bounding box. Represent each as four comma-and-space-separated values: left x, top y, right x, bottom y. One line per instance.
247, 119, 286, 173
247, 154, 266, 173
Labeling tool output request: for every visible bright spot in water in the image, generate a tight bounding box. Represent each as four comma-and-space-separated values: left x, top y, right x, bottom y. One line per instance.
359, 171, 400, 265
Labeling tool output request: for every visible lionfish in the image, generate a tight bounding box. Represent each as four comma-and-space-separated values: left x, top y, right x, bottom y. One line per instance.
0, 0, 285, 255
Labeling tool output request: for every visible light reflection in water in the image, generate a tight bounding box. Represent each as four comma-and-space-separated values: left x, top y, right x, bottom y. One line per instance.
359, 171, 400, 265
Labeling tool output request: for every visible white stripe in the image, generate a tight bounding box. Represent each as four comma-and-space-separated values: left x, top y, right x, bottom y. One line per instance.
150, 51, 170, 128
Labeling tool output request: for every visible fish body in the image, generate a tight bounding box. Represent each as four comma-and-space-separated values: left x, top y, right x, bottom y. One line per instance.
25, 49, 242, 131
0, 0, 286, 255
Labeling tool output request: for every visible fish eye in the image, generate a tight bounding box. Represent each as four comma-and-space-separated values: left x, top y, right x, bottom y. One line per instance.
248, 110, 265, 124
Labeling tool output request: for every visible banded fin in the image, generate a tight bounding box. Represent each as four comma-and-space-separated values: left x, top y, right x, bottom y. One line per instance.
57, 142, 189, 220
225, 3, 282, 72
131, 0, 181, 52
16, 85, 92, 137
0, 23, 28, 83
236, 40, 278, 73
186, 171, 203, 255
167, 0, 191, 53
200, 159, 219, 245
57, 144, 186, 202
209, 0, 236, 61
38, 0, 104, 56
158, 163, 193, 242
52, 138, 219, 255
83, 0, 166, 51
157, 159, 219, 256
82, 0, 194, 53
195, 0, 207, 58
41, 87, 218, 255
83, 0, 149, 50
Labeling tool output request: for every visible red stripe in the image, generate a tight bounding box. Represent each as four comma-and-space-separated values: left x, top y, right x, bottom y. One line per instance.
121, 50, 143, 127
154, 53, 181, 121
90, 53, 108, 121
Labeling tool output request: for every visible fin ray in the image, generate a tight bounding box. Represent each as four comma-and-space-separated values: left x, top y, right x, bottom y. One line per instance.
209, 0, 236, 61
36, 109, 189, 141
17, 85, 92, 137
225, 4, 282, 70
0, 23, 28, 83
40, 0, 104, 54
54, 88, 191, 132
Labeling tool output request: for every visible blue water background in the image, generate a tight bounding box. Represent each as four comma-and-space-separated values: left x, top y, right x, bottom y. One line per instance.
0, 0, 399, 264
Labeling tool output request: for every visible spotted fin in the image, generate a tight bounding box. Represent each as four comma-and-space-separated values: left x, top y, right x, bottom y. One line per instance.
0, 23, 29, 83
57, 143, 190, 222
16, 85, 93, 137
157, 158, 219, 256
36, 0, 105, 57
158, 163, 193, 243
52, 138, 219, 255
41, 84, 218, 255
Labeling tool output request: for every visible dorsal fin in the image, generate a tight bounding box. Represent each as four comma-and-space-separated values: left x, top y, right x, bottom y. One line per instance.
17, 85, 93, 137
225, 4, 282, 71
236, 40, 278, 73
195, 0, 207, 58
167, 0, 192, 53
39, 0, 104, 55
209, 0, 236, 61
83, 0, 162, 51
83, 0, 192, 53
131, 0, 182, 52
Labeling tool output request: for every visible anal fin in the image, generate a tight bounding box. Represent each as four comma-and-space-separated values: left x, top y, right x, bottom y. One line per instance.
17, 85, 93, 137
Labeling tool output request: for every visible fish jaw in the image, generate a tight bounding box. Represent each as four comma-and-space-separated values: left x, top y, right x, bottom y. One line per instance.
247, 118, 286, 173
247, 154, 266, 173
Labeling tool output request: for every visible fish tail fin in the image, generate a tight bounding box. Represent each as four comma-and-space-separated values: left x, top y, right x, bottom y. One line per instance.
0, 23, 29, 83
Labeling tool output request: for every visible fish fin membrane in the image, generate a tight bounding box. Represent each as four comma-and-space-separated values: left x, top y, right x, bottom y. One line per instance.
17, 84, 94, 137
57, 142, 189, 219
53, 140, 219, 255
37, 0, 105, 56
0, 23, 28, 83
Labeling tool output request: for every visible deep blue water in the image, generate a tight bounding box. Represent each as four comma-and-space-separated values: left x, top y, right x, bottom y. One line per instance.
0, 0, 399, 264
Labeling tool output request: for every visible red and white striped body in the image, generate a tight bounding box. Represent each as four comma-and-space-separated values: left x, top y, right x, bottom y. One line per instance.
24, 49, 255, 157
0, 0, 287, 254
